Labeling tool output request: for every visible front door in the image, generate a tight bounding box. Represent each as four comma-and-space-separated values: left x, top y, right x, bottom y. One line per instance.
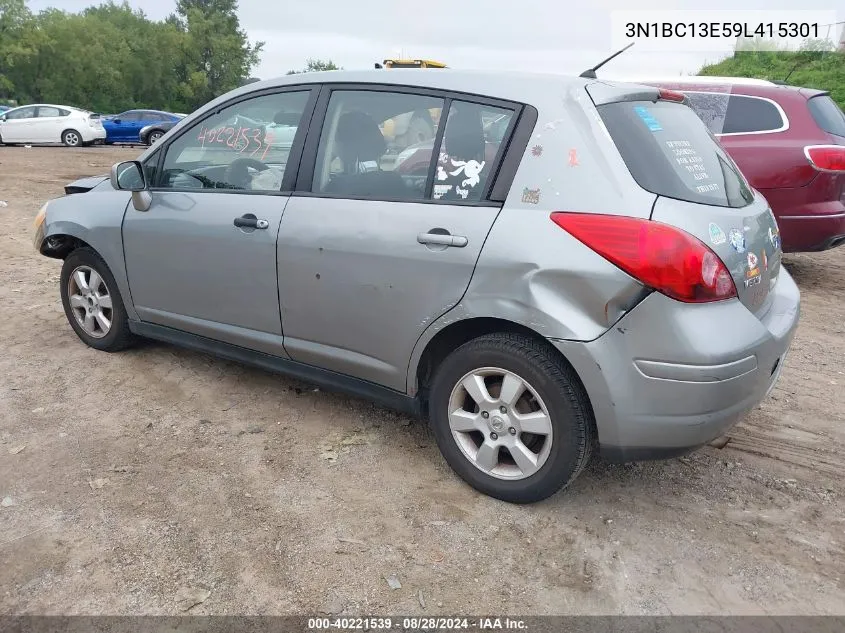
1, 106, 37, 142
278, 88, 518, 391
122, 88, 316, 355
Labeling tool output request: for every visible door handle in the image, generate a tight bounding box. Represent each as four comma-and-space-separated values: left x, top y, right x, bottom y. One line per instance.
234, 215, 269, 230
417, 232, 468, 248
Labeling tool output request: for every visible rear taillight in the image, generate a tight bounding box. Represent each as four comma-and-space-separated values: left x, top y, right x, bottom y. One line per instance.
804, 145, 845, 172
658, 88, 686, 103
550, 213, 737, 303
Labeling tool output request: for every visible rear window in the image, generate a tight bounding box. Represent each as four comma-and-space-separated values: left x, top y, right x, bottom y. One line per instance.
598, 100, 754, 208
808, 95, 845, 138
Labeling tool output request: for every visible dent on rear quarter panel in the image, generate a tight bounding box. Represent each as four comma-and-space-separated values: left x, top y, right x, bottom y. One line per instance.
42, 190, 138, 321
406, 83, 654, 393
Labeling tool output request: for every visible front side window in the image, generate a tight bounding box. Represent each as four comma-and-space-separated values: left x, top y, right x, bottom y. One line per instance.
312, 90, 444, 200
158, 90, 311, 192
5, 106, 36, 120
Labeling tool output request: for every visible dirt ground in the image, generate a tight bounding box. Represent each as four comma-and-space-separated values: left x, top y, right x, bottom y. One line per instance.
1, 145, 843, 616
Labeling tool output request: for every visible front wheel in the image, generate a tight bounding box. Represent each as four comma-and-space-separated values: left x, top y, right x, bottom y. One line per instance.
60, 248, 135, 352
429, 333, 594, 503
62, 129, 82, 147
148, 130, 164, 145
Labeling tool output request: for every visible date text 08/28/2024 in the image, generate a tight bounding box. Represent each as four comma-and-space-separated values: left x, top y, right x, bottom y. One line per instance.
307, 616, 528, 630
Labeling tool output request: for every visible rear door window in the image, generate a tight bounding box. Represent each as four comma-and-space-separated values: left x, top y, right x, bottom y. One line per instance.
808, 95, 845, 138
598, 100, 754, 208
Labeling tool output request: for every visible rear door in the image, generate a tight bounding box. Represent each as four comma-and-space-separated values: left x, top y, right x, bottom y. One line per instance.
277, 86, 519, 391
35, 106, 68, 142
596, 96, 782, 317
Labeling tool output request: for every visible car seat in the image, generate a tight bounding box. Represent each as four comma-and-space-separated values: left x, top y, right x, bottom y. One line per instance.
323, 111, 411, 199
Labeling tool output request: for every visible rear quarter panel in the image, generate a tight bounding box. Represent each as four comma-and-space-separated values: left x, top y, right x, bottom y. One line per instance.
406, 81, 654, 392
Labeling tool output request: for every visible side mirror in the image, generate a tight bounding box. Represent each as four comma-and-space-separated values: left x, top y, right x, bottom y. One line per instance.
110, 160, 146, 191
110, 160, 151, 212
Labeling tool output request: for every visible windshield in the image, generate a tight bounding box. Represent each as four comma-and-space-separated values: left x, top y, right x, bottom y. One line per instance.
598, 100, 754, 208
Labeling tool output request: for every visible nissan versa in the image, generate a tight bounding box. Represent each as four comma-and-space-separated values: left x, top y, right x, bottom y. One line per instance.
33, 70, 800, 503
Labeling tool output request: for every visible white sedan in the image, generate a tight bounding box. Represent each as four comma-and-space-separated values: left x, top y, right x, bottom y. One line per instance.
0, 104, 107, 147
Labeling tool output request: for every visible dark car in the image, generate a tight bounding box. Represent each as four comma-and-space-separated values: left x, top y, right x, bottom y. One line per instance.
139, 119, 178, 145
103, 110, 182, 144
640, 77, 845, 253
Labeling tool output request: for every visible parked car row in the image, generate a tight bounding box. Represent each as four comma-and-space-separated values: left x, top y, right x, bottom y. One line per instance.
34, 69, 802, 503
0, 105, 184, 147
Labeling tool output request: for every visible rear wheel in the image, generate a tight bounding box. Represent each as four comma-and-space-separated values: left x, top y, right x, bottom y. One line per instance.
60, 248, 134, 352
429, 333, 594, 503
62, 129, 82, 147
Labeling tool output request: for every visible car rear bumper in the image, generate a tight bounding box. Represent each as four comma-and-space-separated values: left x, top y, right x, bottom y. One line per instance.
550, 269, 800, 463
777, 210, 845, 252
82, 128, 108, 143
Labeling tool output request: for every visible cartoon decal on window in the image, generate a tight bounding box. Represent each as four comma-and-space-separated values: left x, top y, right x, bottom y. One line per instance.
448, 159, 486, 189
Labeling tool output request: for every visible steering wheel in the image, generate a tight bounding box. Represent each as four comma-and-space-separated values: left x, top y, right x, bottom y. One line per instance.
224, 157, 270, 189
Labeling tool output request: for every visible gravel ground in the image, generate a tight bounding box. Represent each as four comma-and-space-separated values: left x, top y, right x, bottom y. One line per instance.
1, 145, 843, 616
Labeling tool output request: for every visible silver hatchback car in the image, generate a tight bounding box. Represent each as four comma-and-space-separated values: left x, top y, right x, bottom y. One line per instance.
33, 70, 800, 503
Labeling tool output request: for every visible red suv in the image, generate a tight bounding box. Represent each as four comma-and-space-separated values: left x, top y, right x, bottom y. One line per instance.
641, 77, 845, 253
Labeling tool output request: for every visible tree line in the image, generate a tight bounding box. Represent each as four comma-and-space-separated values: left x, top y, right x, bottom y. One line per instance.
0, 0, 263, 114
699, 39, 845, 110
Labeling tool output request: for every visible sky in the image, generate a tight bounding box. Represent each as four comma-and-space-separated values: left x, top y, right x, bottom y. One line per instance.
29, 0, 845, 81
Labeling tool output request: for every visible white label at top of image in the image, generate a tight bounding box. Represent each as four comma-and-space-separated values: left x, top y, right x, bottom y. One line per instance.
611, 10, 840, 52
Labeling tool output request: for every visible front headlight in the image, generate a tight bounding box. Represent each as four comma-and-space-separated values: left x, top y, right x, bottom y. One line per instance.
34, 203, 47, 229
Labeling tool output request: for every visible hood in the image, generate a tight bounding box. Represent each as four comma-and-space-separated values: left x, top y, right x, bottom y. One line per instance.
64, 175, 109, 195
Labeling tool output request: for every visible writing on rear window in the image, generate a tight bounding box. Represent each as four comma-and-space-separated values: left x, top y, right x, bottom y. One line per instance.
598, 99, 752, 208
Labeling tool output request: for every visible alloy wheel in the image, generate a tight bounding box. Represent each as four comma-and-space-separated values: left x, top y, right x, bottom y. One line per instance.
447, 367, 554, 480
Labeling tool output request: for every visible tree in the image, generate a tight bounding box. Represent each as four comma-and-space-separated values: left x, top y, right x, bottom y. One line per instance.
286, 58, 342, 75
171, 0, 263, 109
0, 0, 37, 99
699, 38, 845, 110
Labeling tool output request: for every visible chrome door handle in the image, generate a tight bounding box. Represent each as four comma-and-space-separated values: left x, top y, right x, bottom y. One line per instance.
417, 232, 468, 248
234, 215, 269, 230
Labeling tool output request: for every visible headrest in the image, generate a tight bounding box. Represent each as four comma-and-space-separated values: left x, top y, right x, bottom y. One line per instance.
335, 111, 387, 162
444, 106, 484, 162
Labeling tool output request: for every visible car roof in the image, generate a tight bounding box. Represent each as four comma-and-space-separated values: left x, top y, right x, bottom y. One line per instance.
226, 69, 595, 104
6, 103, 83, 111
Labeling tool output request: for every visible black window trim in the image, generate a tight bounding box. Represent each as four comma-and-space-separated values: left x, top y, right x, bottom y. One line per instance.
683, 90, 789, 136
145, 85, 320, 196
293, 81, 526, 208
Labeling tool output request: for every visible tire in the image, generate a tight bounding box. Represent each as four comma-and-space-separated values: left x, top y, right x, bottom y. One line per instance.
429, 333, 594, 503
148, 130, 164, 145
60, 248, 135, 352
62, 129, 82, 147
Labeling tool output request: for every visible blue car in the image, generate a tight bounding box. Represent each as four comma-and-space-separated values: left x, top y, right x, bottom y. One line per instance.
103, 109, 182, 144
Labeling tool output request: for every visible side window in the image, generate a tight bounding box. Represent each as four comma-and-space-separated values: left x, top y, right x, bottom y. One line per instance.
312, 90, 444, 200
119, 112, 139, 121
159, 90, 310, 192
723, 95, 784, 134
6, 107, 36, 120
37, 107, 62, 118
431, 102, 514, 202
